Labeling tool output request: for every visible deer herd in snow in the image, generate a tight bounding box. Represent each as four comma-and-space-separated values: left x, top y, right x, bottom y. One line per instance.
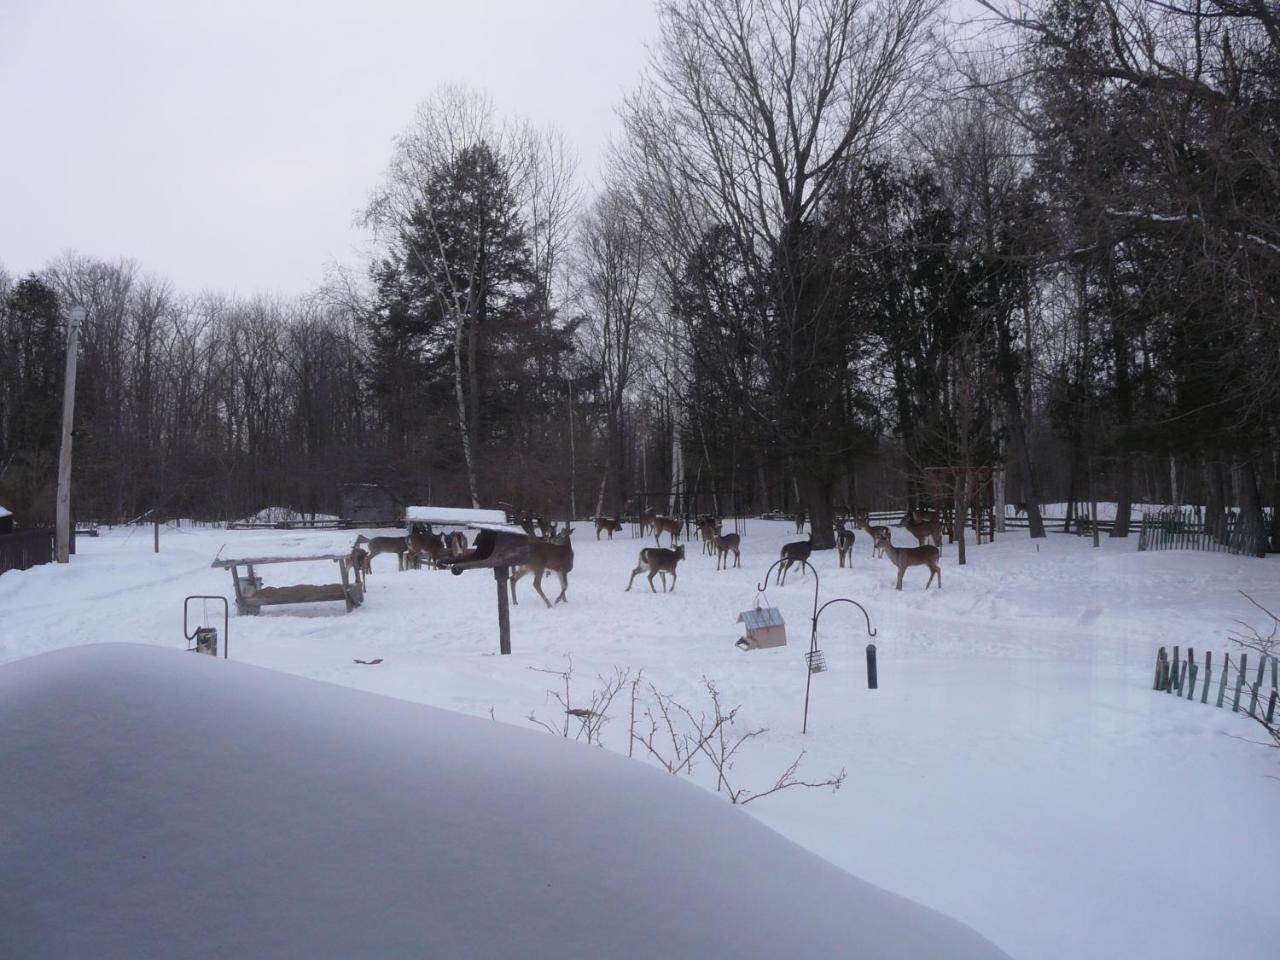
346, 502, 948, 607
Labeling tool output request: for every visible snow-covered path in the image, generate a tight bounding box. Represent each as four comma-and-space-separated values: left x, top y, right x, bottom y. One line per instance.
3, 520, 1277, 959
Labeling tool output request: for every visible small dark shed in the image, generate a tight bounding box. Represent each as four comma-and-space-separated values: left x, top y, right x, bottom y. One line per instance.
338, 484, 400, 524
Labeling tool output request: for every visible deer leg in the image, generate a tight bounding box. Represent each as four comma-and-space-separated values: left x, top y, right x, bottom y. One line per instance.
669, 569, 677, 592
510, 567, 525, 605
647, 569, 658, 592
896, 566, 904, 591
626, 565, 644, 591
554, 570, 568, 604
734, 548, 741, 568
532, 570, 552, 609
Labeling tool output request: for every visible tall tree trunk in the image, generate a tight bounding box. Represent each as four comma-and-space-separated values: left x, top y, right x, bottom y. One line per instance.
801, 471, 835, 550
1204, 458, 1226, 543
1110, 454, 1133, 537
454, 314, 480, 508
1231, 457, 1267, 556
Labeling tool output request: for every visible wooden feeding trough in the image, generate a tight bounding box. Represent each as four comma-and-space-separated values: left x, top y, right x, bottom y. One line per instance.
735, 607, 788, 650
211, 533, 367, 616
406, 506, 530, 655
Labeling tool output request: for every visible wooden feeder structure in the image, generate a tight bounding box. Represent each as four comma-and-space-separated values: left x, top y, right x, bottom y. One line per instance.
406, 507, 530, 655
735, 607, 788, 650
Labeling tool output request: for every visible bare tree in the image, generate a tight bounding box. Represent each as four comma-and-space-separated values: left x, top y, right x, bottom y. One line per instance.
621, 0, 940, 547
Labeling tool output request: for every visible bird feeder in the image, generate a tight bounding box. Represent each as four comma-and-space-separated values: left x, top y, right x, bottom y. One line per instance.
736, 606, 787, 650
407, 507, 532, 656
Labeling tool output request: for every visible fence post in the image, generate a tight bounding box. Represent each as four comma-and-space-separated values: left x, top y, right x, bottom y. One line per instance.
1153, 647, 1167, 690
1201, 651, 1212, 704
1233, 653, 1247, 712
1217, 653, 1229, 708
1170, 646, 1180, 693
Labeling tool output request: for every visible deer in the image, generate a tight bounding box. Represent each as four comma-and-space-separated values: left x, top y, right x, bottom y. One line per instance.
853, 511, 891, 558
447, 531, 468, 557
356, 534, 410, 571
347, 545, 370, 582
652, 515, 682, 547
594, 516, 623, 540
535, 516, 558, 540
697, 516, 721, 555
638, 510, 657, 537
510, 527, 574, 608
776, 534, 814, 586
406, 528, 447, 569
874, 528, 941, 591
899, 510, 944, 549
793, 511, 806, 533
626, 544, 685, 593
713, 531, 741, 570
835, 519, 856, 567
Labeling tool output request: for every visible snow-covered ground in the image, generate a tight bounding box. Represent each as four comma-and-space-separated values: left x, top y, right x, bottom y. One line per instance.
3, 519, 1277, 959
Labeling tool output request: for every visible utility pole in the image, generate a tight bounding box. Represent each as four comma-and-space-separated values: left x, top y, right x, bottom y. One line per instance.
55, 306, 84, 563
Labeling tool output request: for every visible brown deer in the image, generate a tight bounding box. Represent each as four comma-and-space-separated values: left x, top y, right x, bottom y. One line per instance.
510, 527, 575, 608
594, 516, 623, 540
874, 529, 941, 591
713, 531, 741, 570
407, 529, 447, 569
776, 534, 814, 586
356, 534, 410, 571
652, 515, 682, 547
638, 510, 657, 537
898, 510, 944, 548
347, 545, 370, 583
447, 531, 468, 557
793, 511, 806, 533
853, 511, 891, 558
626, 544, 686, 593
697, 516, 721, 555
835, 519, 856, 567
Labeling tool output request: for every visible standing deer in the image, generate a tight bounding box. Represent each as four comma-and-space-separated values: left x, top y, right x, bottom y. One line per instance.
594, 516, 623, 540
899, 511, 944, 548
713, 531, 741, 570
874, 529, 941, 591
347, 545, 370, 584
776, 534, 814, 586
407, 529, 447, 569
447, 531, 468, 557
793, 511, 806, 533
854, 511, 891, 558
638, 510, 657, 537
835, 519, 856, 567
356, 534, 410, 571
626, 544, 686, 593
652, 515, 682, 547
697, 516, 721, 555
510, 527, 575, 608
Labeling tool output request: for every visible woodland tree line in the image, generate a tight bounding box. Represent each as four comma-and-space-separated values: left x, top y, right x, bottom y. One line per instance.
2, 0, 1278, 552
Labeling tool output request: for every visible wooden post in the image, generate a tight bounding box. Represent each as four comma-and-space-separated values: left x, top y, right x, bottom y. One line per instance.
1233, 653, 1247, 712
1201, 651, 1212, 704
495, 565, 511, 655
1267, 688, 1277, 725
153, 518, 160, 553
1217, 653, 1229, 708
1089, 459, 1100, 549
1153, 647, 1167, 690
55, 306, 84, 563
1170, 646, 1180, 693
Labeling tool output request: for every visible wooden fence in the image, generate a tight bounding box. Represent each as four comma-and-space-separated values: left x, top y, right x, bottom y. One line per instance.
1153, 645, 1279, 724
1137, 508, 1268, 556
0, 528, 57, 576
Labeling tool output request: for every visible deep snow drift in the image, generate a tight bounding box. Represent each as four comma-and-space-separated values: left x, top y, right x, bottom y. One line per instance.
2, 519, 1278, 959
0, 644, 1007, 959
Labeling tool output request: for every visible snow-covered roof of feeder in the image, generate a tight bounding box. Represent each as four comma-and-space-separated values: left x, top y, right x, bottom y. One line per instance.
404, 506, 514, 530
0, 503, 11, 519
738, 607, 785, 630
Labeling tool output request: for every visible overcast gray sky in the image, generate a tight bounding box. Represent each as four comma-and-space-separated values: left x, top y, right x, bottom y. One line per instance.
0, 0, 658, 298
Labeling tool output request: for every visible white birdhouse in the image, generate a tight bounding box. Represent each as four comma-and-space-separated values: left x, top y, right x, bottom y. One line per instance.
736, 607, 787, 650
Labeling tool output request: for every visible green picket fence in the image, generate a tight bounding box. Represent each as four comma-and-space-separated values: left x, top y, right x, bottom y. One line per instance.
1152, 645, 1279, 724
1136, 508, 1268, 556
